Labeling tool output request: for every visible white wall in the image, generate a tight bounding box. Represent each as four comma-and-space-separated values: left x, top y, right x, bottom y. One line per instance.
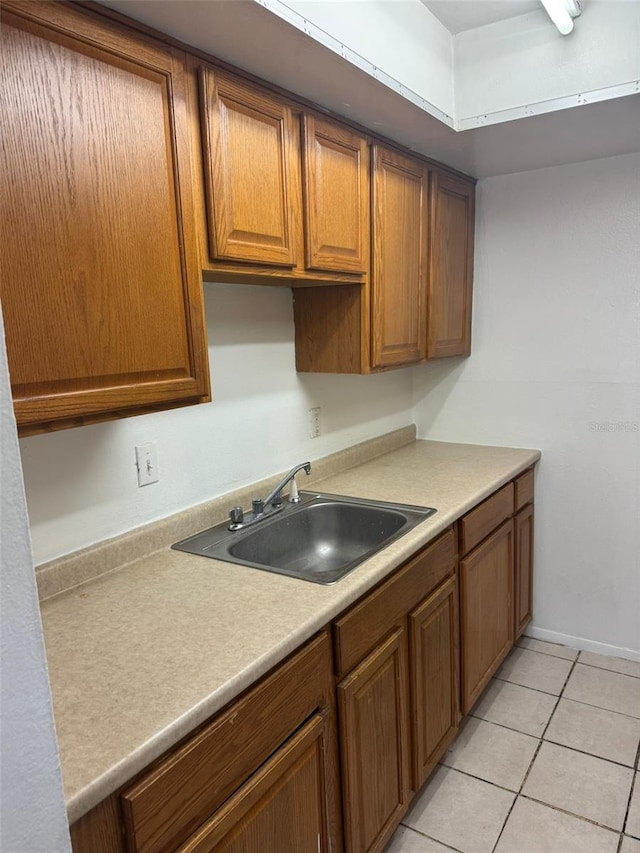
455, 1, 640, 123
281, 0, 455, 117
0, 311, 71, 852
20, 285, 414, 565
413, 152, 640, 657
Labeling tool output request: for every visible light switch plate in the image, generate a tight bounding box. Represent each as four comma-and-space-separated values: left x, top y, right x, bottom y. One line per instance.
135, 442, 159, 487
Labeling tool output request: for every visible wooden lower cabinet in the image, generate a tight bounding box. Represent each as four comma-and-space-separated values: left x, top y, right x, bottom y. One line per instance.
460, 520, 514, 714
409, 575, 460, 789
338, 629, 411, 853
514, 503, 534, 638
177, 712, 334, 853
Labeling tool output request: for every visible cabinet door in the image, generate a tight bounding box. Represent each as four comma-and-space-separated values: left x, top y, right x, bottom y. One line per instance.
177, 712, 335, 853
371, 146, 428, 369
409, 576, 460, 790
514, 504, 534, 639
200, 68, 297, 267
427, 171, 475, 358
302, 115, 369, 274
338, 629, 410, 853
0, 2, 210, 433
460, 520, 514, 714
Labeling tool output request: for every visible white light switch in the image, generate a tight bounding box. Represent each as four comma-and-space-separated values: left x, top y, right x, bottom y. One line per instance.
135, 442, 159, 487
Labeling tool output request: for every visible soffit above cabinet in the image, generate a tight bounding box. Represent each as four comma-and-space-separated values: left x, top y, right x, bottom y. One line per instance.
97, 0, 640, 178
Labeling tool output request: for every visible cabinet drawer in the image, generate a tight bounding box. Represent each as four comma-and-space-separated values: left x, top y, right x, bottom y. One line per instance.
121, 631, 333, 853
460, 483, 514, 555
334, 528, 456, 678
514, 468, 534, 511
177, 712, 333, 853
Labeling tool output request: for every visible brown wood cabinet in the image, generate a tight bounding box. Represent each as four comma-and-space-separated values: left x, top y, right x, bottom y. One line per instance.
333, 528, 458, 852
409, 575, 460, 789
302, 115, 370, 274
427, 171, 475, 358
514, 469, 535, 638
460, 520, 514, 714
177, 712, 334, 853
0, 1, 210, 435
370, 146, 429, 369
199, 68, 298, 267
338, 630, 411, 853
197, 67, 369, 284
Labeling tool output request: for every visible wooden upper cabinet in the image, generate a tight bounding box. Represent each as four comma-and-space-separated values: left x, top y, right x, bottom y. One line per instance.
0, 1, 210, 434
199, 68, 297, 267
371, 146, 428, 369
409, 575, 460, 790
428, 171, 475, 358
302, 115, 369, 274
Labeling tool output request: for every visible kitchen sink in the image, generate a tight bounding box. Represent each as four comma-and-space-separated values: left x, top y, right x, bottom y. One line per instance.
172, 492, 436, 585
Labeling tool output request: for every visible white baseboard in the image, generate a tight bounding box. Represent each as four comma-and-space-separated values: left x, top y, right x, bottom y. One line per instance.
526, 625, 640, 663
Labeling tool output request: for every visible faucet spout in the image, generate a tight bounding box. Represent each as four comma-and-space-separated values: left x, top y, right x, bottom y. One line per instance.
263, 462, 311, 509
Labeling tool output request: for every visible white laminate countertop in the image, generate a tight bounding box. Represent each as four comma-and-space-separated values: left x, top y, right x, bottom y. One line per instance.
39, 438, 540, 823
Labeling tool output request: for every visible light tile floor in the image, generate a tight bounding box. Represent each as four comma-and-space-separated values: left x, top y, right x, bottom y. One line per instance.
387, 638, 640, 853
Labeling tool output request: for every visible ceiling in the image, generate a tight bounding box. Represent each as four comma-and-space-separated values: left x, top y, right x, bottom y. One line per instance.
421, 0, 541, 34
99, 0, 640, 179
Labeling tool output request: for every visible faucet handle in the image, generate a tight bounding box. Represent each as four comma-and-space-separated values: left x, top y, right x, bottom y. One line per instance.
252, 498, 264, 516
229, 506, 244, 525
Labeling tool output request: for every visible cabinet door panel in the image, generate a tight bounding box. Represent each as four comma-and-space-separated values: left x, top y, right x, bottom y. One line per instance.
514, 504, 534, 638
178, 713, 333, 853
338, 629, 410, 853
0, 4, 210, 431
410, 576, 460, 789
371, 146, 428, 368
460, 520, 514, 714
200, 69, 296, 266
303, 115, 369, 273
428, 171, 475, 358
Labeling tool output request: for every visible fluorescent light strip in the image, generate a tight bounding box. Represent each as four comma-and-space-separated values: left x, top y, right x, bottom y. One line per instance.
541, 0, 582, 35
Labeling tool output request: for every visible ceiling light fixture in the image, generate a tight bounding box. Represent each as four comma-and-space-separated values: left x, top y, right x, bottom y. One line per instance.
541, 0, 582, 35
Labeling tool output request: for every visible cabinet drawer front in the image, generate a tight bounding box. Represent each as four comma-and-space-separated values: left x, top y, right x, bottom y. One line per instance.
177, 713, 332, 853
460, 483, 514, 555
514, 468, 534, 511
121, 631, 332, 853
334, 528, 456, 679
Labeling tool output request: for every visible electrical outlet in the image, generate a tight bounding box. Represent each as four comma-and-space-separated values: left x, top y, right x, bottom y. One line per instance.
135, 442, 159, 487
309, 406, 321, 439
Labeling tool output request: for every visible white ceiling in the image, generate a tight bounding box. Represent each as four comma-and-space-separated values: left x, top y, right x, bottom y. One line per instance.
98, 0, 640, 179
421, 0, 541, 34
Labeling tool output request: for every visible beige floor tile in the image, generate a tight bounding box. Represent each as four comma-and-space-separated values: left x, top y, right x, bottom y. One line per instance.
442, 717, 538, 791
545, 698, 640, 766
496, 647, 573, 695
386, 826, 453, 852
518, 636, 578, 661
564, 664, 640, 718
579, 650, 640, 679
626, 773, 640, 839
621, 836, 640, 853
472, 678, 557, 737
522, 741, 634, 830
403, 765, 514, 853
494, 797, 620, 853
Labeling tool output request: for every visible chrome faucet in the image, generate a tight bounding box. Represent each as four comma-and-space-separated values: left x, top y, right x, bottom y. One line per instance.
228, 462, 311, 531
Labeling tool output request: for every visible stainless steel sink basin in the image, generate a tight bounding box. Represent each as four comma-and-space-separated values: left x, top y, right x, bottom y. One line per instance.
173, 492, 436, 584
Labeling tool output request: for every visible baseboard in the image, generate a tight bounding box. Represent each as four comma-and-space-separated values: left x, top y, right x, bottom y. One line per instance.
526, 625, 640, 663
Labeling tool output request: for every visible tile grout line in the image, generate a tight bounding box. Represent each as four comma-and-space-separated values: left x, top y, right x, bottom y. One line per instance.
488, 650, 581, 853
